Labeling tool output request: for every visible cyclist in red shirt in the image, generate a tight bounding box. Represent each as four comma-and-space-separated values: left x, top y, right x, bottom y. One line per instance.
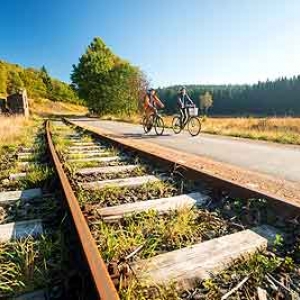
144, 88, 164, 119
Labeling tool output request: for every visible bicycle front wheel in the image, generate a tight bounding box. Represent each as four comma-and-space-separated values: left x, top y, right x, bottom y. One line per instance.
188, 117, 201, 136
154, 115, 165, 136
172, 116, 182, 134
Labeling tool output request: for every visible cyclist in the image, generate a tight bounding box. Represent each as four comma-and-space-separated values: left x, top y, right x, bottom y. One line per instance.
144, 88, 164, 130
177, 87, 195, 128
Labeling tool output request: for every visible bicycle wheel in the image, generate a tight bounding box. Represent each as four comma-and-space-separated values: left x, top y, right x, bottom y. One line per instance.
188, 117, 201, 136
143, 116, 149, 133
154, 115, 165, 136
172, 116, 182, 134
143, 115, 153, 134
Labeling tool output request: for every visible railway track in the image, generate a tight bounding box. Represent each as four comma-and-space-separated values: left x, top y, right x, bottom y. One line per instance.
13, 118, 296, 300
0, 121, 90, 299
0, 123, 67, 299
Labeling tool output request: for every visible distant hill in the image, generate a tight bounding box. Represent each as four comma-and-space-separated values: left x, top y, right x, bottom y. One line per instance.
157, 77, 300, 116
0, 59, 82, 105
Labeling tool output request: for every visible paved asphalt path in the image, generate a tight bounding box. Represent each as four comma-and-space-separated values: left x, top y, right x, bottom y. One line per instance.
71, 118, 300, 183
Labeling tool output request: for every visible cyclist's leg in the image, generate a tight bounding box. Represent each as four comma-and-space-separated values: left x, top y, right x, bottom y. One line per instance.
146, 108, 154, 129
184, 108, 190, 126
180, 108, 185, 127
182, 108, 189, 126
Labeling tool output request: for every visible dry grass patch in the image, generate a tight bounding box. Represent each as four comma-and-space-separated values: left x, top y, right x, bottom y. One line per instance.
29, 98, 88, 117
201, 117, 300, 145
0, 116, 39, 147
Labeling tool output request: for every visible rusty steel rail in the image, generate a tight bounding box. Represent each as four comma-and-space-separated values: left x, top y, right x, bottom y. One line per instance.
65, 118, 300, 218
46, 120, 119, 300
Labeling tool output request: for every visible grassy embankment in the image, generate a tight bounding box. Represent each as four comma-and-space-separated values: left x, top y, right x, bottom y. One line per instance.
29, 98, 88, 117
0, 115, 37, 146
100, 114, 300, 145
0, 97, 87, 146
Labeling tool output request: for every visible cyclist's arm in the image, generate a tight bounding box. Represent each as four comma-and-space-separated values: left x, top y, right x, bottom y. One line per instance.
185, 94, 194, 107
145, 95, 154, 109
154, 95, 164, 109
177, 96, 184, 109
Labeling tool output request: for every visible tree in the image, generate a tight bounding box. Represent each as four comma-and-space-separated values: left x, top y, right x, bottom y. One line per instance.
49, 79, 80, 103
20, 68, 47, 98
71, 37, 147, 115
200, 91, 213, 114
0, 63, 7, 95
0, 59, 81, 103
71, 37, 116, 101
40, 65, 53, 95
7, 70, 24, 94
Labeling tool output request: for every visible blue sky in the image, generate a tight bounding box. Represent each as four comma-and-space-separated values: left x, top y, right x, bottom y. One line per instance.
0, 0, 299, 87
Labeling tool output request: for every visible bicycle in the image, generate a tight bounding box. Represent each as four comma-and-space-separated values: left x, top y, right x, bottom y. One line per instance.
142, 109, 165, 136
172, 106, 201, 136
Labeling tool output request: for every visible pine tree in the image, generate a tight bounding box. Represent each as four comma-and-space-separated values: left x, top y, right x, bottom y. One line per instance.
40, 65, 53, 95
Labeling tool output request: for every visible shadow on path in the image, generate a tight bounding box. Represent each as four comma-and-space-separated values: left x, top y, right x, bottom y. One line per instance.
121, 133, 172, 139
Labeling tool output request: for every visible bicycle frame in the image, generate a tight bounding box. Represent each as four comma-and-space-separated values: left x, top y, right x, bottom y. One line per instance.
144, 109, 162, 122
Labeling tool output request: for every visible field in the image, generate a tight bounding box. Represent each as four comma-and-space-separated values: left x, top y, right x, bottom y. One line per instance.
201, 117, 300, 145
100, 114, 300, 145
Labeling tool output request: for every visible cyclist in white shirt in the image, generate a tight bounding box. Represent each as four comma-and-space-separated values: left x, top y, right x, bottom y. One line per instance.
177, 87, 194, 127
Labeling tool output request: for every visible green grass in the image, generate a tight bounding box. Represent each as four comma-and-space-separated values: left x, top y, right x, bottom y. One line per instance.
197, 250, 299, 299
0, 195, 60, 225
1, 165, 54, 191
77, 180, 179, 207
119, 280, 179, 300
0, 234, 63, 297
90, 208, 232, 262
72, 164, 147, 182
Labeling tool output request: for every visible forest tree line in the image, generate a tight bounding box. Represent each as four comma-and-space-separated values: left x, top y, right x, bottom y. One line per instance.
157, 76, 300, 116
2, 36, 299, 117
72, 38, 300, 117
0, 60, 82, 104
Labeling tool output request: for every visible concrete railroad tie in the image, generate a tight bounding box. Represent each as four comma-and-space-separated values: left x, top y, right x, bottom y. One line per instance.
98, 192, 210, 222
0, 219, 43, 242
133, 225, 278, 289
67, 156, 121, 163
71, 142, 99, 147
9, 173, 27, 181
0, 188, 43, 204
66, 151, 111, 159
76, 164, 139, 175
80, 175, 159, 190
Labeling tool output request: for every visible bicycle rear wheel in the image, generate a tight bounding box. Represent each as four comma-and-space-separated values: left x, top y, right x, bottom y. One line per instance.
172, 116, 182, 134
154, 115, 165, 136
143, 115, 153, 134
188, 117, 201, 136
